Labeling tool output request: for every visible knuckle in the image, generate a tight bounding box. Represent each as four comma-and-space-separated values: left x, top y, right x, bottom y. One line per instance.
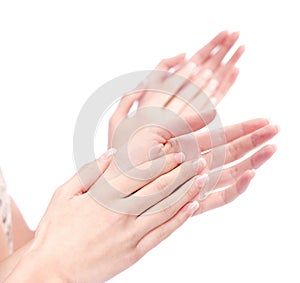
161, 206, 173, 220
155, 177, 169, 192
157, 226, 168, 242
221, 190, 231, 204
186, 185, 197, 199
169, 138, 180, 153
131, 248, 142, 262
228, 142, 240, 161
230, 165, 240, 179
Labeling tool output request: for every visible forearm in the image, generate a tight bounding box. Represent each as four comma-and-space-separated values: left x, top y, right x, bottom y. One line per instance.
10, 197, 35, 250
0, 240, 32, 281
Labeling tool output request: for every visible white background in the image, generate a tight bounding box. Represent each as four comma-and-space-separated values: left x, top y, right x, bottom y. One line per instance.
0, 1, 299, 282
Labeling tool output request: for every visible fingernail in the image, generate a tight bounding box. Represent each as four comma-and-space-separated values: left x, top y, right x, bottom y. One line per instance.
207, 79, 219, 92
210, 97, 217, 106
187, 201, 200, 215
192, 158, 207, 172
232, 31, 240, 38
174, 152, 185, 163
195, 174, 208, 188
101, 148, 117, 160
248, 169, 256, 178
202, 69, 213, 80
185, 61, 197, 75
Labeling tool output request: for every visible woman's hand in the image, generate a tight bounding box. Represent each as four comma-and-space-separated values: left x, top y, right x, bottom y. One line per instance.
164, 118, 279, 214
5, 148, 208, 283
108, 30, 244, 147
107, 30, 278, 215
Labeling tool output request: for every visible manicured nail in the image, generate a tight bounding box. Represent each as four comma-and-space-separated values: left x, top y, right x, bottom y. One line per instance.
186, 201, 200, 215
202, 69, 213, 80
185, 61, 197, 75
232, 31, 240, 38
101, 148, 117, 160
174, 152, 185, 163
192, 158, 207, 172
207, 79, 219, 92
210, 97, 217, 106
248, 169, 256, 178
274, 124, 280, 133
195, 174, 208, 188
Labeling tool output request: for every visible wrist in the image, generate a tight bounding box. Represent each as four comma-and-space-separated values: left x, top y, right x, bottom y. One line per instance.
4, 250, 67, 283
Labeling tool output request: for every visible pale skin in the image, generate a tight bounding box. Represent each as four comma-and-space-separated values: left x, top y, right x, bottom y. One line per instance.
4, 150, 207, 283
108, 30, 278, 214
0, 31, 278, 282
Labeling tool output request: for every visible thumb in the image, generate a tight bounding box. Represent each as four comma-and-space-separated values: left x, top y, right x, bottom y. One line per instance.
64, 148, 116, 196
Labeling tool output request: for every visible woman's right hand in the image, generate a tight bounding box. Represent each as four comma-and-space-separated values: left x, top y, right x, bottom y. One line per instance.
5, 148, 208, 283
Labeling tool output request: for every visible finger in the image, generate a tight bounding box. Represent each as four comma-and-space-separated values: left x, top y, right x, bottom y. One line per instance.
210, 67, 240, 106
189, 30, 229, 65
109, 152, 186, 196
174, 31, 230, 79
202, 45, 244, 98
135, 200, 199, 256
221, 124, 279, 165
150, 108, 216, 141
207, 144, 277, 190
198, 118, 271, 151
64, 148, 116, 196
201, 31, 240, 72
119, 157, 206, 216
138, 54, 186, 109
139, 32, 230, 111
109, 93, 140, 147
135, 173, 207, 238
168, 41, 243, 114
178, 109, 216, 135
165, 118, 270, 156
164, 81, 204, 114
194, 45, 243, 96
202, 124, 279, 169
135, 157, 206, 197
155, 53, 186, 71
195, 169, 256, 215
155, 32, 229, 111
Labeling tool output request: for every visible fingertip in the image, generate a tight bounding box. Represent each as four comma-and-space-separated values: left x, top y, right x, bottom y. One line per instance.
239, 45, 246, 52
237, 170, 255, 193
195, 173, 209, 189
185, 201, 200, 216
246, 169, 256, 179
99, 148, 117, 161
232, 31, 240, 38
266, 143, 277, 155
174, 152, 186, 163
270, 143, 278, 152
192, 158, 207, 172
273, 124, 280, 133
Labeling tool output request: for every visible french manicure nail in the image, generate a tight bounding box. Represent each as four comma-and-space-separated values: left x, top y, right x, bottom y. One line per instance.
192, 158, 207, 171
102, 148, 117, 160
186, 61, 197, 71
210, 97, 217, 106
174, 152, 185, 163
207, 79, 219, 92
195, 174, 208, 188
187, 201, 200, 215
202, 69, 213, 80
